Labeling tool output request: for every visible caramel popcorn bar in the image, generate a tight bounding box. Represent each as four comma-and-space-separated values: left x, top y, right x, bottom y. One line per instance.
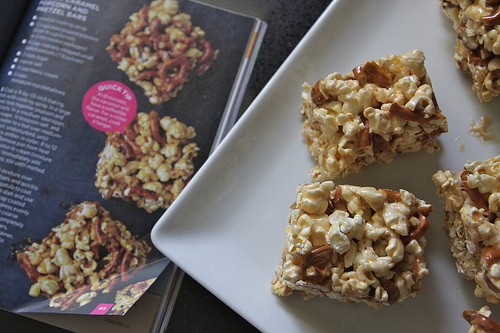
463, 306, 500, 333
441, 0, 500, 102
433, 155, 500, 303
271, 181, 431, 308
106, 0, 218, 104
95, 111, 198, 213
301, 49, 448, 180
16, 201, 150, 310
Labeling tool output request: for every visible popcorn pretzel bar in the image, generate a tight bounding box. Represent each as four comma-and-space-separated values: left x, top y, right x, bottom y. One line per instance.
271, 181, 431, 308
301, 49, 448, 180
433, 155, 500, 303
16, 201, 150, 310
95, 111, 198, 213
106, 0, 218, 104
441, 0, 500, 102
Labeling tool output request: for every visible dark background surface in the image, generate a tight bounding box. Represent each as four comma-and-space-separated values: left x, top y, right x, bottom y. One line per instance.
1, 0, 332, 331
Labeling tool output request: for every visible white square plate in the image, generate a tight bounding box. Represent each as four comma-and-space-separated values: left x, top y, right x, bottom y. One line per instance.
152, 0, 500, 331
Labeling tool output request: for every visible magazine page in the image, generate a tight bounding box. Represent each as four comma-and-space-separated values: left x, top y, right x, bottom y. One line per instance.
0, 0, 263, 316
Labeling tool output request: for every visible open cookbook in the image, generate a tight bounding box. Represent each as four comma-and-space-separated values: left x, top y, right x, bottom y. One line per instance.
0, 0, 266, 326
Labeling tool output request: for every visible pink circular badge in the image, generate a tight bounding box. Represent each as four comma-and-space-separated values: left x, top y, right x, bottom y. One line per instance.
82, 81, 137, 133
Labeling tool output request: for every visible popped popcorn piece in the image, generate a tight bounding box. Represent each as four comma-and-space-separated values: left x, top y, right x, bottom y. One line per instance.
433, 155, 500, 303
441, 1, 500, 102
301, 49, 448, 180
106, 0, 218, 104
462, 306, 500, 333
271, 181, 432, 308
17, 201, 150, 311
95, 111, 198, 213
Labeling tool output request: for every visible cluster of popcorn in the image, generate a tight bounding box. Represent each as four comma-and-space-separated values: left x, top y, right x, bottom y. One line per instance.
106, 0, 218, 104
16, 202, 150, 310
301, 49, 448, 180
95, 111, 198, 213
442, 0, 500, 102
271, 181, 431, 308
433, 155, 500, 303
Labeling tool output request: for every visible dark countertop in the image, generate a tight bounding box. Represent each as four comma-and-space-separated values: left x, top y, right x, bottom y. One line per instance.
1, 1, 332, 332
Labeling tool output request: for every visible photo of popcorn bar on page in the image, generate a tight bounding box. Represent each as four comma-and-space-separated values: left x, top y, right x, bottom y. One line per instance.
441, 0, 500, 102
16, 201, 151, 312
271, 181, 431, 309
301, 49, 448, 180
106, 0, 218, 105
95, 111, 198, 213
110, 278, 156, 315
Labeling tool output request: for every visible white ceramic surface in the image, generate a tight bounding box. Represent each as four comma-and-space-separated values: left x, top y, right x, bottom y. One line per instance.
151, 0, 500, 331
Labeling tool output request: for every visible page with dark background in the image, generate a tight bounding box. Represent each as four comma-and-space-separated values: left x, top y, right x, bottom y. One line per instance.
0, 0, 257, 315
